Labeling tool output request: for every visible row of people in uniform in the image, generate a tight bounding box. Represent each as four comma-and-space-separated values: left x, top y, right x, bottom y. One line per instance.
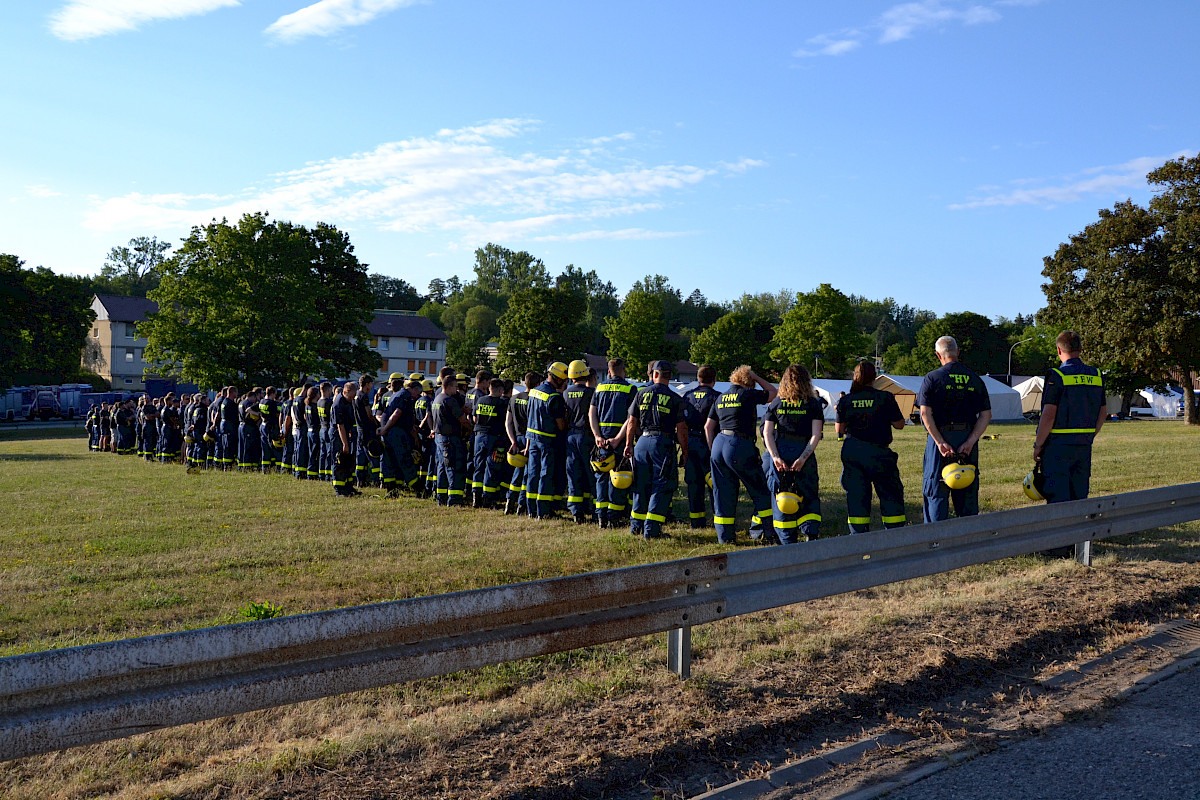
84, 330, 1105, 544
86, 393, 188, 460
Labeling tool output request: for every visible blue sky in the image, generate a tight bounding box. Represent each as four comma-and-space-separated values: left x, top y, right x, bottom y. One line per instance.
3, 1, 1197, 318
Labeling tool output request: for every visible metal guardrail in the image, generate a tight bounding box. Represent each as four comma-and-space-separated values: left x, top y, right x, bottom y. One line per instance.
3, 483, 1200, 762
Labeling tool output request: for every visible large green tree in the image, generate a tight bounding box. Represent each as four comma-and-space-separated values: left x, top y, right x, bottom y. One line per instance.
901, 311, 1009, 376
690, 311, 768, 379
555, 264, 619, 353
445, 328, 492, 374
141, 213, 380, 388
89, 236, 171, 298
494, 287, 588, 379
770, 284, 869, 377
0, 254, 96, 388
605, 289, 666, 370
472, 244, 551, 296
368, 273, 423, 310
1042, 154, 1200, 422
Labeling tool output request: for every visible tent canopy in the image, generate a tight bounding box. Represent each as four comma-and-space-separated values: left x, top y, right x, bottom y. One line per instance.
872, 375, 918, 419
1012, 376, 1043, 414
876, 374, 1025, 422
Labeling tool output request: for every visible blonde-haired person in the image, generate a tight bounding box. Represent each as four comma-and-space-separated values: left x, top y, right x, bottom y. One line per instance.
835, 361, 907, 534
704, 365, 778, 544
761, 364, 824, 543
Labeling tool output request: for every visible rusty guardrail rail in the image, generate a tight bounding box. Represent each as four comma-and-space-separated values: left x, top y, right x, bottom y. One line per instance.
3, 482, 1200, 762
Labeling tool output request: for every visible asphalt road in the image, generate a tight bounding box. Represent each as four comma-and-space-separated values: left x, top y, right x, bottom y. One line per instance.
881, 665, 1200, 800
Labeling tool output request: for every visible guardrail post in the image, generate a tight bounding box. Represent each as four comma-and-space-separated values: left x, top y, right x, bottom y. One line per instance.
667, 626, 691, 679
1075, 540, 1092, 567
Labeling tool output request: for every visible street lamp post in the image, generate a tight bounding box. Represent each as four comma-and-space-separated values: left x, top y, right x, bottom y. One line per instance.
1007, 338, 1033, 387
813, 352, 823, 376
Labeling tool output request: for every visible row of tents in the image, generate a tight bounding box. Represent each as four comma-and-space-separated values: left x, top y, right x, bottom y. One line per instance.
672, 374, 1028, 422
1011, 377, 1185, 418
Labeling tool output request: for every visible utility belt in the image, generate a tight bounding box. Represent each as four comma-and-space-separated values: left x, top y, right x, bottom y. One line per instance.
942, 422, 972, 432
640, 430, 675, 442
720, 429, 753, 440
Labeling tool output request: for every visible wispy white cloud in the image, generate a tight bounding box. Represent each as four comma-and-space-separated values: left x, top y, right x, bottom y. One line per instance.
794, 0, 1015, 58
949, 151, 1197, 210
83, 119, 763, 245
266, 0, 423, 42
49, 0, 240, 41
26, 185, 63, 198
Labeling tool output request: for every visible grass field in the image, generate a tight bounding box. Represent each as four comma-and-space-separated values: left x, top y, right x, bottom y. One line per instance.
2, 421, 1200, 799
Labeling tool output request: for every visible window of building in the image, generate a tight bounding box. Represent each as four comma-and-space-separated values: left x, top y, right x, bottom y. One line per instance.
418, 339, 426, 351
369, 337, 379, 348
380, 359, 388, 372
407, 360, 415, 371
124, 377, 134, 385
125, 348, 134, 362
408, 340, 416, 352
125, 323, 137, 339
92, 327, 99, 338
379, 337, 389, 351
430, 340, 439, 353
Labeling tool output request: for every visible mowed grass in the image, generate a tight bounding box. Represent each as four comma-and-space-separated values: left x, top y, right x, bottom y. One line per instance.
2, 419, 1198, 657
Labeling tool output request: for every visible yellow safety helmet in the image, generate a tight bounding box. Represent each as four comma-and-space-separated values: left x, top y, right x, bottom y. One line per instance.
775, 491, 802, 516
408, 372, 424, 381
203, 432, 216, 444
272, 438, 285, 449
246, 408, 261, 421
388, 372, 405, 383
183, 434, 195, 445
366, 438, 385, 458
591, 451, 616, 472
610, 469, 633, 490
507, 451, 528, 468
1023, 463, 1046, 501
568, 359, 589, 380
421, 379, 434, 392
705, 471, 713, 489
547, 361, 569, 381
293, 388, 305, 398
456, 373, 469, 383
941, 460, 977, 491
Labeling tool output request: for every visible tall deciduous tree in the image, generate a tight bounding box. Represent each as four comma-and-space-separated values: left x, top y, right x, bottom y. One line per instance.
0, 254, 96, 388
690, 311, 765, 379
368, 274, 423, 310
770, 284, 868, 377
90, 236, 171, 298
141, 213, 379, 388
494, 287, 588, 379
472, 244, 551, 296
1042, 154, 1200, 423
605, 289, 666, 371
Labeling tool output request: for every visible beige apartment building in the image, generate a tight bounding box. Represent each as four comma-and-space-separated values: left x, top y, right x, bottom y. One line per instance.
82, 294, 161, 390
82, 296, 448, 389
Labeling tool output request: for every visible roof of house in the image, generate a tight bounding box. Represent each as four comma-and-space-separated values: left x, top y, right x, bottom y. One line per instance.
366, 312, 447, 339
94, 294, 158, 322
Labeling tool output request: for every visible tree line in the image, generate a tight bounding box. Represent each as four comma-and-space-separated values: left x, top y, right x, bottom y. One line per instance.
2, 153, 1195, 410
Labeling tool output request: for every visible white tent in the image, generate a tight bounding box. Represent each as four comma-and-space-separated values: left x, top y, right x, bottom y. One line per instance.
810, 378, 916, 421
672, 381, 771, 420
1012, 376, 1043, 415
878, 374, 1025, 422
1139, 387, 1183, 418
811, 380, 853, 421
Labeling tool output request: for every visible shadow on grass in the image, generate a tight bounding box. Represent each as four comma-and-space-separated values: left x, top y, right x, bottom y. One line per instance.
486, 581, 1200, 800
0, 453, 85, 462
0, 427, 87, 443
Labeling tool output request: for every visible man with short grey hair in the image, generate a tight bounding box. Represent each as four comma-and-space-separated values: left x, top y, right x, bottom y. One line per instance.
917, 335, 992, 522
